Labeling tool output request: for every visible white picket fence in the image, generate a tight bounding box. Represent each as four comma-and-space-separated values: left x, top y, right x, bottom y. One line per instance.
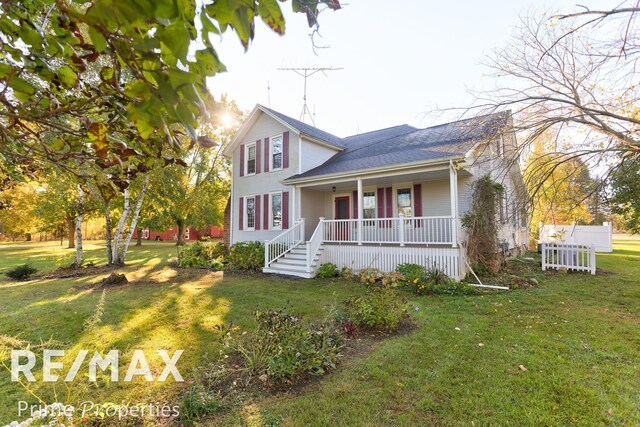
541, 243, 596, 275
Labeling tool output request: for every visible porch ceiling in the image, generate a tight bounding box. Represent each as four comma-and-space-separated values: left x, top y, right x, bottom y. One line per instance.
299, 167, 470, 191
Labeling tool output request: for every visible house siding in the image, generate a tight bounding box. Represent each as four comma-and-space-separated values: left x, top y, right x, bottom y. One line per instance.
300, 137, 338, 173
231, 113, 300, 244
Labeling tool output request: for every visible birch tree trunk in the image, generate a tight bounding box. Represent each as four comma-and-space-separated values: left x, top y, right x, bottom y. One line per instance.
104, 202, 113, 265
115, 175, 150, 265
111, 186, 130, 262
74, 185, 84, 267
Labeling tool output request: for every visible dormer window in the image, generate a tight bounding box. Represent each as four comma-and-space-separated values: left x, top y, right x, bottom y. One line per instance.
271, 135, 283, 170
246, 144, 256, 175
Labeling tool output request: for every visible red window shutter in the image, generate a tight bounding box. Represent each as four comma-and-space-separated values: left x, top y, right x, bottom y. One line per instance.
255, 140, 261, 174
352, 190, 358, 218
255, 195, 261, 230
239, 144, 245, 177
377, 188, 385, 218
263, 194, 269, 229
385, 187, 393, 218
413, 184, 422, 216
283, 131, 289, 169
282, 191, 289, 229
238, 197, 244, 230
264, 137, 270, 172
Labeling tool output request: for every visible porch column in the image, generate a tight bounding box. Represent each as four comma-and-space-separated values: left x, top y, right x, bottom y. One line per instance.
357, 177, 363, 246
449, 160, 459, 247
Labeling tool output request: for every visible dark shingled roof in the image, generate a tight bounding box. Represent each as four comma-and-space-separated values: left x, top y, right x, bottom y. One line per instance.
261, 105, 345, 149
282, 111, 510, 181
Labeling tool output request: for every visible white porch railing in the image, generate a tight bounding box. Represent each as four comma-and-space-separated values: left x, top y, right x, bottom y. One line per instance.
265, 219, 305, 269
322, 216, 455, 245
306, 218, 325, 272
541, 243, 596, 274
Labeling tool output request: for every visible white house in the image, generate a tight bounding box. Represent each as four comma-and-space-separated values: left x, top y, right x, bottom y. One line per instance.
223, 105, 529, 279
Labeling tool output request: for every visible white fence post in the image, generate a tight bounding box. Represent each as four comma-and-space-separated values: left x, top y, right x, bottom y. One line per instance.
264, 240, 269, 269
399, 213, 405, 247
541, 243, 547, 271
590, 245, 596, 275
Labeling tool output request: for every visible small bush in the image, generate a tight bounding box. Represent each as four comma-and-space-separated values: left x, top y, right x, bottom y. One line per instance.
5, 264, 37, 280
228, 241, 264, 271
316, 263, 340, 278
396, 263, 426, 283
178, 241, 229, 268
343, 286, 408, 332
55, 253, 77, 269
381, 271, 403, 288
358, 267, 382, 287
180, 385, 225, 425
225, 308, 344, 384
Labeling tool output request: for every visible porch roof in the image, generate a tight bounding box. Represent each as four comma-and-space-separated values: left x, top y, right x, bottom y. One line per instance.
284, 111, 509, 184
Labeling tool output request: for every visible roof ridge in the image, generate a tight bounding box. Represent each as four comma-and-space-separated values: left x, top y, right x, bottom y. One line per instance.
343, 124, 417, 139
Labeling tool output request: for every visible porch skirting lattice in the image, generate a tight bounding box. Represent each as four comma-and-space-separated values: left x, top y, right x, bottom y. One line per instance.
320, 244, 463, 281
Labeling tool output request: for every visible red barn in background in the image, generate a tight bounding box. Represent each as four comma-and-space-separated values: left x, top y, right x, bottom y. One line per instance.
133, 226, 223, 242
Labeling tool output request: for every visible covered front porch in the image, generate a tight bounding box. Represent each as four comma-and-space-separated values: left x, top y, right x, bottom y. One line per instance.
264, 161, 470, 279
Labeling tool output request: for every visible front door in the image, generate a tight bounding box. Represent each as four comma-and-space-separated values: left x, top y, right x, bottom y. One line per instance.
334, 196, 350, 240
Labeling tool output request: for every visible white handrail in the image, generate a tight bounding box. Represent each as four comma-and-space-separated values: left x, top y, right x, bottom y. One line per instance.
306, 218, 325, 272
322, 216, 455, 245
264, 219, 305, 269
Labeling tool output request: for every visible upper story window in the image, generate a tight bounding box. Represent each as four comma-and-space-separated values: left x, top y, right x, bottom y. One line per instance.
397, 188, 413, 217
363, 191, 376, 219
246, 144, 256, 175
271, 135, 283, 170
245, 196, 256, 230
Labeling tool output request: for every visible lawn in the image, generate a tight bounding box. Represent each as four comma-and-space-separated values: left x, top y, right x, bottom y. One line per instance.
0, 239, 639, 426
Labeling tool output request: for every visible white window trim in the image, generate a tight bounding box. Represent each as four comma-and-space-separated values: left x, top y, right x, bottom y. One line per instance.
269, 191, 283, 230
362, 189, 377, 220
393, 184, 414, 218
269, 133, 284, 172
245, 143, 257, 176
244, 195, 256, 231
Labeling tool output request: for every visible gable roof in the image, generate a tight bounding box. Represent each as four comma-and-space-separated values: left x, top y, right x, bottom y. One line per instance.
285, 111, 510, 181
260, 106, 345, 149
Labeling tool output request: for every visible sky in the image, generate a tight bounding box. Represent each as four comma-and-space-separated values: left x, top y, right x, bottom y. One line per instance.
208, 0, 621, 137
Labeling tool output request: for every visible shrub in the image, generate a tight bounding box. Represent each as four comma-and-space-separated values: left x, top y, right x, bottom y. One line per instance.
225, 308, 344, 384
5, 264, 37, 280
396, 263, 426, 283
343, 286, 408, 332
55, 253, 77, 269
381, 271, 403, 288
178, 241, 229, 268
228, 241, 264, 271
358, 267, 382, 287
316, 263, 340, 278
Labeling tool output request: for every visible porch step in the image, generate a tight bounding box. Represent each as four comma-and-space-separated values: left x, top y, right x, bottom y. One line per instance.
263, 241, 324, 278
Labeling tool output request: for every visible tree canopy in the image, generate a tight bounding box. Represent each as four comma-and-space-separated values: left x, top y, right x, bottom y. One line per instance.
0, 0, 341, 184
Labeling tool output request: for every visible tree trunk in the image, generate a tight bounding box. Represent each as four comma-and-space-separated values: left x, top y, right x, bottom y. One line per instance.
223, 196, 231, 246
67, 219, 75, 249
74, 185, 84, 268
176, 219, 186, 246
26, 233, 31, 242
104, 202, 113, 265
136, 229, 142, 246
114, 174, 150, 265
112, 186, 131, 262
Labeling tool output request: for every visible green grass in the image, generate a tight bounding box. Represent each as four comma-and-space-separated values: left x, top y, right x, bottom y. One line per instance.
0, 239, 639, 426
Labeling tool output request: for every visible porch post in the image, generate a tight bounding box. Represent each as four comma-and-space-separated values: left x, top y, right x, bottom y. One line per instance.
357, 177, 363, 245
449, 160, 459, 247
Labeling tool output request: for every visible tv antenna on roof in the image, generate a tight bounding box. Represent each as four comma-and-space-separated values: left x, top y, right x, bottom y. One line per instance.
277, 67, 342, 126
